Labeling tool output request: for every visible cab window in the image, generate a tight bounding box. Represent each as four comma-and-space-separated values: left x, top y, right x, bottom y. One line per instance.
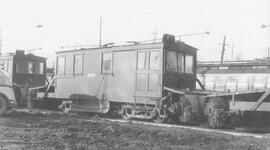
185, 54, 194, 73
28, 62, 34, 74
166, 51, 177, 72
177, 53, 184, 73
34, 62, 44, 74
166, 50, 194, 74
16, 61, 27, 73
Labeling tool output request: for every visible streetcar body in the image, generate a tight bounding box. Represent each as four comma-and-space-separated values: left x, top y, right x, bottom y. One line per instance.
54, 35, 197, 114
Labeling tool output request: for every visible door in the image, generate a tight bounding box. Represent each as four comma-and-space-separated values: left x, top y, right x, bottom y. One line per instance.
135, 49, 162, 98
104, 51, 136, 103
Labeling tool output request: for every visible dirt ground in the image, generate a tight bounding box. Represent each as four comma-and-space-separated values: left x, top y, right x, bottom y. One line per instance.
0, 110, 270, 150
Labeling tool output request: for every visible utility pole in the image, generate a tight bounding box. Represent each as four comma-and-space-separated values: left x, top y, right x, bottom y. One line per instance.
267, 47, 270, 60
231, 42, 234, 61
220, 35, 228, 64
152, 26, 158, 43
0, 27, 2, 55
0, 26, 4, 55
98, 16, 104, 48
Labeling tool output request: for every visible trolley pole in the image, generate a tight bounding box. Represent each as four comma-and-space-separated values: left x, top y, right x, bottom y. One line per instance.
152, 26, 158, 43
98, 16, 104, 48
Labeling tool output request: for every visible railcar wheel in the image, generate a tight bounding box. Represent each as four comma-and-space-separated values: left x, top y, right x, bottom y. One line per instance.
0, 97, 8, 116
153, 109, 167, 123
178, 105, 192, 123
59, 101, 72, 113
153, 116, 167, 123
121, 108, 131, 120
207, 97, 229, 128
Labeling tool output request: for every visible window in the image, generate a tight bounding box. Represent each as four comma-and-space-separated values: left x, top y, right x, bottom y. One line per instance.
3, 61, 8, 72
0, 61, 3, 70
167, 51, 195, 74
149, 51, 161, 70
219, 66, 229, 70
57, 56, 65, 75
185, 54, 194, 73
74, 54, 83, 74
28, 62, 34, 74
8, 61, 12, 73
34, 62, 44, 74
137, 52, 146, 70
16, 61, 27, 73
229, 66, 241, 70
240, 66, 252, 69
102, 52, 113, 74
177, 53, 184, 73
256, 66, 268, 69
166, 51, 177, 72
0, 61, 9, 72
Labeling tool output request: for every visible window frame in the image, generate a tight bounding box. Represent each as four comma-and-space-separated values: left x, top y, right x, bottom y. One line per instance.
137, 51, 147, 70
73, 54, 84, 75
166, 50, 195, 74
0, 60, 9, 72
101, 52, 113, 75
177, 52, 184, 73
27, 61, 34, 74
56, 55, 66, 75
185, 54, 194, 74
15, 60, 28, 74
149, 51, 161, 71
3, 61, 8, 72
166, 51, 178, 72
33, 62, 45, 75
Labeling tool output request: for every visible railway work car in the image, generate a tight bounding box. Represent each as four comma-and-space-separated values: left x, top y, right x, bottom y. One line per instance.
54, 34, 201, 122
51, 34, 270, 127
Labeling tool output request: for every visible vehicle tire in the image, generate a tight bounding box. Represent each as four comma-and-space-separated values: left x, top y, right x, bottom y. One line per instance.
0, 97, 8, 116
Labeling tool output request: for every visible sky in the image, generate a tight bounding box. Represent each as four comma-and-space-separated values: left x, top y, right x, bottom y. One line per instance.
0, 0, 270, 66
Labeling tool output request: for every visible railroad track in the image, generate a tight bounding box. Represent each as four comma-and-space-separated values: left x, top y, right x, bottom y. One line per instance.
11, 108, 270, 139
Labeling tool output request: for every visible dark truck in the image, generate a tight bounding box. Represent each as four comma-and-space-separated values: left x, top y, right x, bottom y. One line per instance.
0, 69, 16, 115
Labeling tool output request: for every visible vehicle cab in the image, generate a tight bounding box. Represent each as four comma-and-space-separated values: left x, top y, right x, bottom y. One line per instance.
162, 34, 197, 91
0, 69, 16, 115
